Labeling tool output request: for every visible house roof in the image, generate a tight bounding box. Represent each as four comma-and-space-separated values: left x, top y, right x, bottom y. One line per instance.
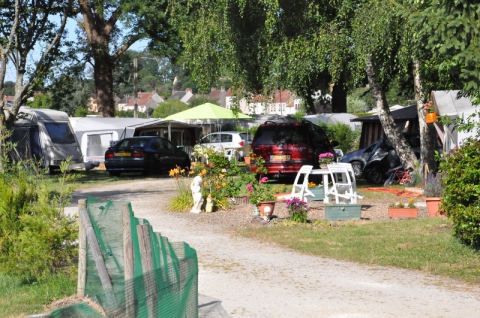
126, 92, 162, 106
351, 105, 418, 122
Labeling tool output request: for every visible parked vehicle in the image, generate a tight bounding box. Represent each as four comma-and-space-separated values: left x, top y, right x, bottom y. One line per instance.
362, 134, 422, 184
250, 118, 338, 177
341, 133, 423, 179
104, 136, 190, 176
199, 131, 252, 160
10, 107, 90, 173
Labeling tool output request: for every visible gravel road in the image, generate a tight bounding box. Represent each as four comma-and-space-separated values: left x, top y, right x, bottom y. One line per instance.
68, 177, 480, 318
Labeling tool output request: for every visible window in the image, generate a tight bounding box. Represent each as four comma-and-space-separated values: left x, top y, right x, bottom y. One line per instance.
44, 123, 77, 144
221, 134, 232, 142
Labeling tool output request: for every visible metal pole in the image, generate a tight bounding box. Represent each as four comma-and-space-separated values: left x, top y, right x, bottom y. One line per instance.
134, 58, 138, 118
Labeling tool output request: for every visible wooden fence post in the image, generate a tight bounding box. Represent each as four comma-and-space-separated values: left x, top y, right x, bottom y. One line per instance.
79, 205, 118, 311
137, 224, 158, 318
77, 199, 87, 298
123, 204, 136, 317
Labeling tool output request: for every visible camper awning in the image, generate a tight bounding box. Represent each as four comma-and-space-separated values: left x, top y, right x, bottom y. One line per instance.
351, 105, 418, 122
431, 90, 479, 116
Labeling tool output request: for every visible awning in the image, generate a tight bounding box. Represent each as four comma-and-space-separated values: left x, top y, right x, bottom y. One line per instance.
351, 105, 418, 122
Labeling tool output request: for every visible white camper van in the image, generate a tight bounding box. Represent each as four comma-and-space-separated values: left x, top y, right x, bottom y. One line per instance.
11, 107, 87, 173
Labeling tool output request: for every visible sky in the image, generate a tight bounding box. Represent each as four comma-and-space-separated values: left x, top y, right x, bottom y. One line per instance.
4, 18, 150, 83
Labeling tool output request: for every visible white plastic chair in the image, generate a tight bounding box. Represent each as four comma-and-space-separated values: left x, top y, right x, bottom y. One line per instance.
277, 165, 314, 201
326, 164, 364, 204
335, 162, 362, 203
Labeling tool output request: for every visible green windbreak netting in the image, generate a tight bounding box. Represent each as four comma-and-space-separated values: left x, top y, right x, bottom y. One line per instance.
51, 197, 198, 317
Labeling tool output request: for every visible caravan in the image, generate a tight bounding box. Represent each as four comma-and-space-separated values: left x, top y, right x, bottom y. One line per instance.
11, 107, 89, 173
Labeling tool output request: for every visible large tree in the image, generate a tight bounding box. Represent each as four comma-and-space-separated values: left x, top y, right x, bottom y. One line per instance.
175, 0, 356, 114
76, 0, 181, 117
0, 0, 73, 170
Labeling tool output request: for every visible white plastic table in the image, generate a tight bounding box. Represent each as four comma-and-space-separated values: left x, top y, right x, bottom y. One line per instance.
310, 168, 331, 203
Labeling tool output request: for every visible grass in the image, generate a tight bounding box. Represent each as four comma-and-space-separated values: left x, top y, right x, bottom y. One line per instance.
240, 217, 480, 284
0, 273, 76, 317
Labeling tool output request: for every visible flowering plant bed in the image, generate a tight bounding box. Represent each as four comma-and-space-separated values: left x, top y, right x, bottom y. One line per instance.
286, 197, 309, 222
388, 198, 418, 219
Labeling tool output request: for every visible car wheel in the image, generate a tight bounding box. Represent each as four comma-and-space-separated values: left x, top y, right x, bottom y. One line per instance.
365, 168, 383, 184
109, 171, 121, 177
351, 161, 364, 178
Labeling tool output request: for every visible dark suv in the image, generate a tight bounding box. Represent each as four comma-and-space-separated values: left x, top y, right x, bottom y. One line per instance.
250, 119, 337, 177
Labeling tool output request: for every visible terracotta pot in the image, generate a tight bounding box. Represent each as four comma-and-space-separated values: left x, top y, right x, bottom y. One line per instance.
388, 208, 418, 219
257, 201, 276, 217
425, 197, 442, 217
426, 112, 438, 124
244, 156, 251, 165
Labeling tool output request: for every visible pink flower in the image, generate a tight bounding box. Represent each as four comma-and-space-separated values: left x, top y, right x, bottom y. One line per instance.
259, 177, 269, 184
318, 152, 334, 159
246, 183, 253, 193
222, 168, 227, 173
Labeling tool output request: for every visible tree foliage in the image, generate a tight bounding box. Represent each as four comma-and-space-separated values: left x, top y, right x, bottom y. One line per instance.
151, 99, 190, 118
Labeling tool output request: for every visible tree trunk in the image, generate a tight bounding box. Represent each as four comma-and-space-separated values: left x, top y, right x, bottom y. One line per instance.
331, 73, 347, 113
365, 56, 417, 170
413, 58, 437, 174
94, 52, 116, 117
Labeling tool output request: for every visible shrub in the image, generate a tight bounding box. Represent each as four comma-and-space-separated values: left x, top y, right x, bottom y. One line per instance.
439, 139, 480, 247
0, 160, 78, 281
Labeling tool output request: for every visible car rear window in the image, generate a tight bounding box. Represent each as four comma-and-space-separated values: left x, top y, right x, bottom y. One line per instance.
117, 138, 150, 148
240, 133, 253, 141
253, 125, 308, 145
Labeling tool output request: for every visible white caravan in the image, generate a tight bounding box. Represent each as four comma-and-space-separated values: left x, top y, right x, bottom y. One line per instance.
11, 107, 94, 172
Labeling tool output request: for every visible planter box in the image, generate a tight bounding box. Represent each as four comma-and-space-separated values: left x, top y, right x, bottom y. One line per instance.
388, 208, 418, 219
325, 204, 362, 220
309, 187, 324, 201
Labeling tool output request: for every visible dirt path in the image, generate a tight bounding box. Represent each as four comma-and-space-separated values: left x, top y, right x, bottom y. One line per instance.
69, 178, 480, 317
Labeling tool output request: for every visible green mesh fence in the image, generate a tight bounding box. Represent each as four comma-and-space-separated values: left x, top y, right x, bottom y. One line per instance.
51, 197, 198, 317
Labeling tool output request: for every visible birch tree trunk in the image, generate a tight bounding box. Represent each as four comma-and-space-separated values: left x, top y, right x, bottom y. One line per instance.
413, 58, 437, 173
365, 56, 417, 170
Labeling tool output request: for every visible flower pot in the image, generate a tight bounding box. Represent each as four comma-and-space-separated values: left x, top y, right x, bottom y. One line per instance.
426, 112, 437, 124
244, 156, 251, 165
425, 197, 442, 217
388, 208, 418, 219
325, 204, 362, 220
257, 201, 276, 217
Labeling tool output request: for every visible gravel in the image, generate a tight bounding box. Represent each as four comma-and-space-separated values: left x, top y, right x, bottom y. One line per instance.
68, 176, 480, 318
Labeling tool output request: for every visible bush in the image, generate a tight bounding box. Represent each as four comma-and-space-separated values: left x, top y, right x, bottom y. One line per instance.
317, 122, 360, 154
0, 162, 78, 281
439, 139, 480, 247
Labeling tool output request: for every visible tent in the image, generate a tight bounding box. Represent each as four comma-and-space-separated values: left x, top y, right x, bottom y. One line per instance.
70, 117, 200, 163
431, 90, 480, 148
164, 102, 252, 121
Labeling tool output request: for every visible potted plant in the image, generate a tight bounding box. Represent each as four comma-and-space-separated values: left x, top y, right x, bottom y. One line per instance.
246, 176, 276, 217
423, 172, 444, 217
388, 198, 418, 219
424, 101, 437, 124
286, 197, 310, 223
318, 152, 334, 168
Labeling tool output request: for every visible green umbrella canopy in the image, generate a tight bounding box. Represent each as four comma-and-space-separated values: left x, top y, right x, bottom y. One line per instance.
164, 103, 252, 120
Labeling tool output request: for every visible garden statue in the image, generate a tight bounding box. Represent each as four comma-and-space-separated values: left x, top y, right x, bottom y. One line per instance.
205, 194, 213, 212
190, 176, 203, 213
